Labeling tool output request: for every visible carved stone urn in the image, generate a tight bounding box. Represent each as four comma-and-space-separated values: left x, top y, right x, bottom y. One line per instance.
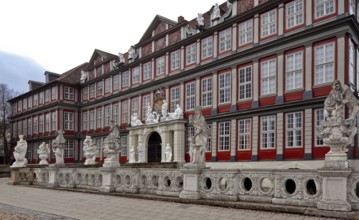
83, 136, 97, 165
37, 142, 50, 165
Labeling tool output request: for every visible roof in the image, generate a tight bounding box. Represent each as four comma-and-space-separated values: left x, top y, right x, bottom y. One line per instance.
138, 15, 177, 44
87, 49, 118, 69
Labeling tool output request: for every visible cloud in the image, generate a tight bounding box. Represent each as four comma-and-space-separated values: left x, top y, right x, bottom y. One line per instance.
0, 51, 45, 93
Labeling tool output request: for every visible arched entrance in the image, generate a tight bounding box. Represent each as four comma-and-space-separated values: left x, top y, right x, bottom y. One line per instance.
148, 132, 162, 162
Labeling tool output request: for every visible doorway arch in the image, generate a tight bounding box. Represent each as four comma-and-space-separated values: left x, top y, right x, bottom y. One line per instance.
147, 132, 162, 162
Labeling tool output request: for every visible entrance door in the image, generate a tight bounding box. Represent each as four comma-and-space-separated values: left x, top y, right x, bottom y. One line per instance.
148, 132, 162, 162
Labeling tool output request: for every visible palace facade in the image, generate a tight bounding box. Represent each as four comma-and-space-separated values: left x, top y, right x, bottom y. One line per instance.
8, 0, 359, 164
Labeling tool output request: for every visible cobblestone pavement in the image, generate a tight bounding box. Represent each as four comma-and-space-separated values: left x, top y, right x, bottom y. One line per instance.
0, 178, 333, 220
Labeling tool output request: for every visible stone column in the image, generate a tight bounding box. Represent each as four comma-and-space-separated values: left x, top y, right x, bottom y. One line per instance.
304, 109, 312, 159
173, 126, 186, 164
161, 126, 170, 163
230, 119, 236, 161
276, 53, 284, 104
276, 112, 284, 160
100, 167, 116, 193
179, 167, 203, 199
251, 116, 259, 160
211, 121, 217, 161
252, 60, 259, 108
304, 44, 313, 99
9, 168, 21, 185
231, 66, 237, 112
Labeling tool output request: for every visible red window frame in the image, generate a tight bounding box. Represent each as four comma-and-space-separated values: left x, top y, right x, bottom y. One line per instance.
259, 8, 278, 41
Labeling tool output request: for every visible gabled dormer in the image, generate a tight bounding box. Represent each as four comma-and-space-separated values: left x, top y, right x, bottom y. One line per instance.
138, 15, 177, 44
84, 49, 118, 81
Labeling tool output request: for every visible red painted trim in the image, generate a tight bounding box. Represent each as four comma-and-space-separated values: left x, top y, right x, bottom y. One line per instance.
216, 121, 231, 161
217, 27, 232, 56
120, 156, 127, 164
259, 8, 278, 42
218, 105, 231, 113
312, 0, 338, 23
259, 55, 278, 97
202, 108, 212, 116
284, 91, 304, 102
313, 86, 332, 97
284, 0, 306, 33
237, 101, 252, 110
258, 115, 277, 160
312, 109, 330, 159
238, 18, 254, 49
284, 46, 305, 93
283, 111, 304, 160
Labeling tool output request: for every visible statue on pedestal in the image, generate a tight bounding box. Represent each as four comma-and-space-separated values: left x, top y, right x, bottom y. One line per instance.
11, 135, 28, 168
196, 13, 205, 32
165, 143, 172, 162
129, 145, 136, 163
165, 104, 183, 121
80, 71, 89, 84
131, 113, 143, 127
37, 142, 50, 165
161, 100, 168, 119
145, 104, 159, 124
138, 141, 145, 163
52, 130, 66, 166
83, 136, 97, 165
211, 3, 221, 25
128, 46, 138, 62
102, 120, 121, 167
113, 52, 125, 68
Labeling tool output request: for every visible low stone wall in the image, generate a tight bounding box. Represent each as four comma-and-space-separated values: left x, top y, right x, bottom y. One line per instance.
0, 165, 10, 177
8, 165, 359, 212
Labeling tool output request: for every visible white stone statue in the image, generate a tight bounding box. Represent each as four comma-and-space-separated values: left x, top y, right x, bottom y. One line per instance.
138, 142, 145, 163
145, 103, 159, 124
131, 113, 143, 127
196, 13, 205, 32
165, 143, 172, 162
51, 130, 66, 166
162, 100, 168, 119
166, 104, 183, 121
37, 142, 50, 165
83, 136, 97, 165
185, 24, 197, 37
129, 145, 136, 163
113, 53, 125, 69
128, 46, 138, 62
211, 3, 221, 25
103, 120, 121, 167
185, 106, 209, 168
80, 70, 89, 84
11, 135, 28, 168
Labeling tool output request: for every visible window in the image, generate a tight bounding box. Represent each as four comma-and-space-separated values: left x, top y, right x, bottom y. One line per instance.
39, 114, 44, 133
113, 74, 120, 91
219, 28, 231, 53
314, 41, 335, 85
239, 19, 253, 46
261, 9, 277, 38
131, 97, 139, 116
96, 138, 102, 158
120, 136, 128, 156
64, 112, 74, 130
286, 112, 302, 148
122, 71, 129, 88
97, 81, 103, 97
238, 119, 251, 150
64, 141, 74, 158
17, 101, 22, 112
121, 100, 128, 124
201, 77, 212, 107
82, 87, 88, 101
219, 72, 231, 104
51, 111, 57, 131
238, 65, 252, 100
349, 40, 355, 88
142, 95, 150, 120
51, 86, 57, 100
105, 78, 111, 94
113, 103, 119, 125
186, 126, 194, 153
286, 0, 304, 29
27, 118, 32, 135
315, 0, 335, 19
22, 120, 27, 137
33, 116, 38, 134
185, 82, 195, 111
13, 122, 17, 137
186, 43, 197, 65
156, 56, 165, 76
170, 87, 180, 112
218, 122, 230, 151
27, 145, 32, 161
89, 110, 95, 130
90, 84, 95, 99
104, 105, 111, 127
64, 87, 74, 100
17, 121, 22, 136
33, 94, 38, 106
206, 124, 212, 152
261, 58, 276, 95
171, 50, 180, 71
45, 113, 50, 132
39, 92, 44, 104
23, 99, 27, 111
82, 111, 88, 131
315, 109, 324, 146
143, 62, 152, 81
27, 96, 32, 109
261, 115, 276, 149
96, 65, 103, 76
286, 51, 303, 90
132, 67, 140, 85
97, 108, 103, 128
201, 36, 213, 59
45, 89, 50, 103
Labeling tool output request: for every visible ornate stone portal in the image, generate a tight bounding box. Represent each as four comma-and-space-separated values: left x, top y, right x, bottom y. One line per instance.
11, 135, 28, 168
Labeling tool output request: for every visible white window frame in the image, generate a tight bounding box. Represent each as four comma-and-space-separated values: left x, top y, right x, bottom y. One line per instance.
33, 116, 38, 134
89, 110, 95, 130
186, 43, 197, 65
113, 103, 119, 125
286, 112, 303, 148
238, 65, 252, 100
82, 87, 88, 101
52, 86, 57, 100
121, 100, 128, 124
219, 72, 231, 104
27, 118, 32, 135
122, 71, 129, 88
45, 113, 50, 132
97, 81, 103, 97
239, 19, 253, 46
156, 56, 165, 76
64, 112, 74, 131
45, 89, 50, 103
143, 62, 152, 81
90, 84, 96, 99
286, 50, 303, 91
170, 50, 180, 71
132, 67, 140, 85
113, 74, 120, 91
142, 95, 150, 120
206, 124, 212, 152
261, 58, 277, 96
104, 105, 111, 127
131, 97, 139, 116
51, 111, 57, 131
39, 114, 44, 133
27, 96, 32, 109
260, 115, 276, 149
185, 82, 195, 111
238, 119, 252, 150
261, 9, 277, 38
201, 77, 212, 107
105, 78, 111, 94
201, 36, 213, 59
64, 141, 74, 158
39, 92, 44, 104
170, 87, 180, 112
314, 41, 335, 85
64, 87, 74, 100
23, 98, 27, 111
218, 121, 230, 151
23, 120, 27, 137
315, 108, 325, 146
97, 108, 103, 128
120, 136, 128, 156
219, 28, 232, 53
33, 94, 38, 106
314, 0, 335, 19
285, 0, 304, 29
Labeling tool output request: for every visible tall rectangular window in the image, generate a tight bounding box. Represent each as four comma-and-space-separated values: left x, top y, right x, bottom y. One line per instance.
143, 62, 152, 81
239, 19, 253, 46
97, 108, 103, 128
89, 110, 95, 130
27, 118, 32, 135
314, 41, 335, 85
33, 94, 38, 106
261, 9, 277, 38
121, 100, 128, 124
206, 124, 212, 152
186, 43, 197, 65
64, 141, 74, 158
17, 121, 22, 136
219, 28, 231, 53
104, 105, 111, 127
315, 109, 324, 146
23, 98, 27, 111
170, 87, 180, 112
261, 58, 276, 95
218, 121, 230, 151
28, 96, 32, 109
45, 113, 50, 132
286, 112, 302, 148
315, 0, 335, 19
113, 103, 119, 125
260, 115, 276, 149
219, 72, 231, 104
82, 111, 87, 131
105, 78, 111, 94
238, 119, 251, 150
171, 50, 180, 71
39, 92, 44, 104
238, 65, 252, 100
122, 71, 129, 88
22, 120, 27, 137
120, 136, 128, 156
64, 87, 74, 100
201, 77, 212, 107
82, 87, 88, 101
201, 36, 213, 59
142, 95, 150, 120
113, 74, 120, 91
64, 112, 74, 130
45, 89, 50, 103
39, 114, 44, 133
51, 111, 57, 131
52, 86, 57, 100
90, 84, 96, 99
33, 116, 38, 134
286, 51, 303, 90
97, 81, 103, 97
132, 67, 140, 85
185, 82, 195, 111
286, 0, 304, 29
156, 56, 165, 76
131, 97, 139, 116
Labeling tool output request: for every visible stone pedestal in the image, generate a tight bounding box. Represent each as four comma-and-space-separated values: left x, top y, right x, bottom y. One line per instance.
317, 168, 352, 211
100, 167, 116, 193
47, 166, 59, 188
179, 166, 204, 200
9, 167, 21, 185
103, 154, 120, 168
324, 152, 349, 169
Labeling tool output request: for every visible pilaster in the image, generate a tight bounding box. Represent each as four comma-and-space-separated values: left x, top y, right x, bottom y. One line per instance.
195, 78, 200, 106
211, 122, 217, 161
304, 44, 313, 99
253, 14, 259, 44
213, 31, 218, 58
304, 109, 313, 159
232, 23, 237, 52
252, 116, 258, 160
278, 3, 284, 36
212, 72, 218, 114
305, 0, 312, 26
276, 112, 284, 160
252, 60, 259, 108
337, 34, 345, 83
230, 119, 236, 161
196, 39, 200, 65
231, 66, 237, 111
